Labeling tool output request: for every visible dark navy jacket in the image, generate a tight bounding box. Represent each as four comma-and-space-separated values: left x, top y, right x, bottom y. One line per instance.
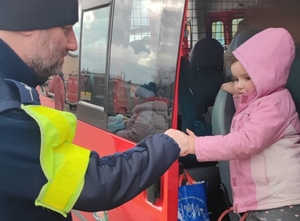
0, 39, 180, 221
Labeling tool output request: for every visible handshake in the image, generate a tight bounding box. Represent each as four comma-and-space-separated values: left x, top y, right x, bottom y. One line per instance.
164, 129, 196, 157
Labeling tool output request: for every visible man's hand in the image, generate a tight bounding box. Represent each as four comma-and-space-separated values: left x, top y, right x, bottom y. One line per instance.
164, 129, 189, 156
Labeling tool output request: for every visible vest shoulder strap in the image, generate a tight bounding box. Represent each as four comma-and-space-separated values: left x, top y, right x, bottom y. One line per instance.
0, 78, 40, 114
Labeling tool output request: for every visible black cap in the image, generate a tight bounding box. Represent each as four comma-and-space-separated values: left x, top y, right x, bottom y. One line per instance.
0, 0, 78, 31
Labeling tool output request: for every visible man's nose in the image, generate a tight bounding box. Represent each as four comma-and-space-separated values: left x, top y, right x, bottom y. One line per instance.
67, 29, 78, 52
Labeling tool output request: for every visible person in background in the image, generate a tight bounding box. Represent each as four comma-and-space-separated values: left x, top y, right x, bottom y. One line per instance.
109, 82, 169, 142
0, 0, 189, 220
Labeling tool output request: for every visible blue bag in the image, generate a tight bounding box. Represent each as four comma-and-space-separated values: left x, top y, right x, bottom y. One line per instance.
178, 170, 210, 221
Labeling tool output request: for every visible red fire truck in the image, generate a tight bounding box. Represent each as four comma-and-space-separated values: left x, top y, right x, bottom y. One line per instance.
65, 71, 137, 116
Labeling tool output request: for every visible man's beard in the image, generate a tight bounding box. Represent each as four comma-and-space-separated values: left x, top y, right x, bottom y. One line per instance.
27, 56, 63, 84
25, 30, 64, 84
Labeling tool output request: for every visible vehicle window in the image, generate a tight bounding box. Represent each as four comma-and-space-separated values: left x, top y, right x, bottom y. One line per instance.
212, 21, 225, 45
79, 7, 110, 107
130, 1, 151, 41
107, 0, 184, 142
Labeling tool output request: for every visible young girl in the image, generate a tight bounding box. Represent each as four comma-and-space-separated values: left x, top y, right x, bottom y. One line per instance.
168, 28, 300, 220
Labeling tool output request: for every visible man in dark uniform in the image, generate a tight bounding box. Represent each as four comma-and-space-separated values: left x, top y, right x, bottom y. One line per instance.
0, 0, 189, 220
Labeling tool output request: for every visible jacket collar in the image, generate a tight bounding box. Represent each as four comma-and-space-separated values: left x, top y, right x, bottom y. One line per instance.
234, 89, 258, 114
0, 39, 40, 88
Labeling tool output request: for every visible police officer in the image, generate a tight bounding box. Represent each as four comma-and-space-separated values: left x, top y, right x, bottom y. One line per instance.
0, 0, 189, 220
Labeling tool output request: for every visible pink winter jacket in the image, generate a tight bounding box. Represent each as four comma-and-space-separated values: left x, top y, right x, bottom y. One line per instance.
195, 28, 300, 213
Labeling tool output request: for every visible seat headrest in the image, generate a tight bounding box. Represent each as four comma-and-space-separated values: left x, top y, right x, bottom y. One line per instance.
190, 38, 223, 71
287, 49, 300, 115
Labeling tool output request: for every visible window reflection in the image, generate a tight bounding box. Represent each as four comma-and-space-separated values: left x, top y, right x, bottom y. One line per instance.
108, 82, 169, 142
107, 78, 137, 116
107, 0, 184, 142
79, 7, 110, 107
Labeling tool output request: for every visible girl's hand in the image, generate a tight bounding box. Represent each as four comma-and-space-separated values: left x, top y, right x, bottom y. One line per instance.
222, 82, 236, 95
186, 129, 196, 155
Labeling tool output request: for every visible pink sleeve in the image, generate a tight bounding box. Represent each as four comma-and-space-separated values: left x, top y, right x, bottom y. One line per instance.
195, 99, 287, 161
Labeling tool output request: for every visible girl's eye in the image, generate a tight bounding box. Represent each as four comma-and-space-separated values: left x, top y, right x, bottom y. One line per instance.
232, 78, 238, 82
246, 77, 251, 80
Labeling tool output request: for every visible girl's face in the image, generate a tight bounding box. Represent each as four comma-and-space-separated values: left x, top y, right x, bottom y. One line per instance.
231, 61, 256, 96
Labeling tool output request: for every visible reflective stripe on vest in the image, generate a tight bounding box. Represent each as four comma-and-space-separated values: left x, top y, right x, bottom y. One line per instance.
21, 104, 90, 217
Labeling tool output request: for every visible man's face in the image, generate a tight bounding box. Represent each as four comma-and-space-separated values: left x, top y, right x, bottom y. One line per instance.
25, 25, 78, 82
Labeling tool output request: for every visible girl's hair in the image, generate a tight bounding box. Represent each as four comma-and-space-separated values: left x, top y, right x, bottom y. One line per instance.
224, 51, 238, 66
224, 51, 239, 82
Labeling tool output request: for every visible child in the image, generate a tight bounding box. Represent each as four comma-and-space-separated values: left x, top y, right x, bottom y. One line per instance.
167, 28, 300, 220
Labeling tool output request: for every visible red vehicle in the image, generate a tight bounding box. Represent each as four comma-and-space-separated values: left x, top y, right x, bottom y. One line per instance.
46, 76, 54, 98
65, 72, 137, 115
66, 74, 78, 109
39, 0, 300, 220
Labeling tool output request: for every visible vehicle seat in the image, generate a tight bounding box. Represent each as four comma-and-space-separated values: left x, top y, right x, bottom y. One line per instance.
287, 48, 300, 116
212, 30, 257, 221
178, 56, 192, 131
214, 30, 257, 135
179, 37, 224, 136
178, 38, 228, 221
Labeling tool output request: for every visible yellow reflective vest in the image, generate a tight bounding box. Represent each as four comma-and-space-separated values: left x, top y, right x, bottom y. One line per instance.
22, 104, 90, 217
